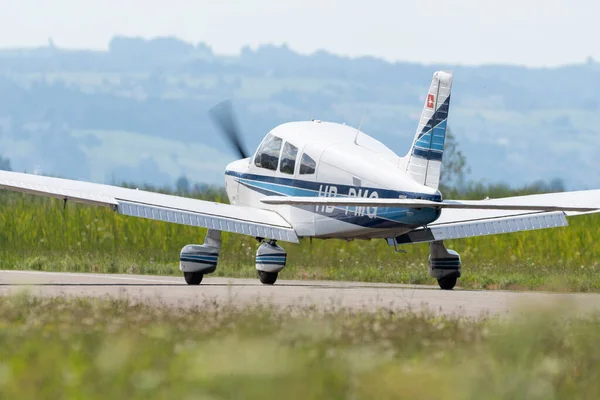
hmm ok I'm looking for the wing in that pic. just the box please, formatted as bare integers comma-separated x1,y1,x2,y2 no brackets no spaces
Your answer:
0,171,298,243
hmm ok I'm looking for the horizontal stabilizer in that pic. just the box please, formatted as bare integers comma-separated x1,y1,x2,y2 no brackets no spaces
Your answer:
260,195,599,213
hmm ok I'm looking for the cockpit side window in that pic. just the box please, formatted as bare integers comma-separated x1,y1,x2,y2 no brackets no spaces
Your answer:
254,134,282,171
279,142,298,175
299,153,316,175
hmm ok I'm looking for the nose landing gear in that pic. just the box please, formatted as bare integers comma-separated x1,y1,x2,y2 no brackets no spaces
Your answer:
255,239,287,285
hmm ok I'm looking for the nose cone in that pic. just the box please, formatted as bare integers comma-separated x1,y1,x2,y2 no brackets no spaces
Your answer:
224,158,251,205
225,158,251,175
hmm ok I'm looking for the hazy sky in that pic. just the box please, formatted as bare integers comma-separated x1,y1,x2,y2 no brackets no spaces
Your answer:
1,0,597,66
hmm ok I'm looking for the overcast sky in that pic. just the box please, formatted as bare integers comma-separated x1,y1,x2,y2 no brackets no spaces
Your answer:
0,0,597,67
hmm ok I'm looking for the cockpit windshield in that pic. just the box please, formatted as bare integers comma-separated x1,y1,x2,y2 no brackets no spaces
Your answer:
254,134,282,171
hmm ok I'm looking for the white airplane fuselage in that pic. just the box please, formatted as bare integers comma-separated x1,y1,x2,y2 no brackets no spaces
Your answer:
225,120,442,240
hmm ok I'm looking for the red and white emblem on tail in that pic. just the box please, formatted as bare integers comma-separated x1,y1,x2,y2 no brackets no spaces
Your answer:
427,93,435,109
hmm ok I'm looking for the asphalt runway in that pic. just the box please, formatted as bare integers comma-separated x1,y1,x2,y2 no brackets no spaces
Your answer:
2,270,600,317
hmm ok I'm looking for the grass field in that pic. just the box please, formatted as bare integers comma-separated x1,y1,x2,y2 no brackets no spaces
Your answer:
1,293,600,399
1,191,599,291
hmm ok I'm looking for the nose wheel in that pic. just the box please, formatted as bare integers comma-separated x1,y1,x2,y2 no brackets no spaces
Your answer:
256,239,287,285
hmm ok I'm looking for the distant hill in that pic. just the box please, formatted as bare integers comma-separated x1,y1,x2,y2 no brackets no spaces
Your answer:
0,35,599,189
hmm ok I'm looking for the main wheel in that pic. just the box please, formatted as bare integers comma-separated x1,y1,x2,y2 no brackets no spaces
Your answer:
437,275,457,290
258,270,278,285
184,272,203,285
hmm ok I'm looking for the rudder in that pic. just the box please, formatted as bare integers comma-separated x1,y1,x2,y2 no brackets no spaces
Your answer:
405,71,453,189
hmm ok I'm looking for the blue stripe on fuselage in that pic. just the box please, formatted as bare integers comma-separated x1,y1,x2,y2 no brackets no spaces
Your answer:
227,171,441,201
226,171,442,229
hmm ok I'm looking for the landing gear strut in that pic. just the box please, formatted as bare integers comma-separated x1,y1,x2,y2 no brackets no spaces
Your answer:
428,241,462,290
180,229,221,285
256,239,287,285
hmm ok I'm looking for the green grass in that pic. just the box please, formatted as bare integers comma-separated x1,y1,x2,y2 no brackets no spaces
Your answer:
1,293,600,399
1,191,600,291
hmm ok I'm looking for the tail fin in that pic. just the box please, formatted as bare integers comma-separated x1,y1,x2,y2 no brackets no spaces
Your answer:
405,71,453,190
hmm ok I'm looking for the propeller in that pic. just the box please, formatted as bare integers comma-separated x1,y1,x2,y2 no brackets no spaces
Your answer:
208,100,250,159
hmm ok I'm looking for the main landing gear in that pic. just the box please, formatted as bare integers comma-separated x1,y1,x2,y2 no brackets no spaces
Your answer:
179,230,288,286
255,239,287,285
428,241,462,290
179,229,221,285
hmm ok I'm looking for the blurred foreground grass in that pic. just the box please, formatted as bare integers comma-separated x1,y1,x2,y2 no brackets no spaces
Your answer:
1,192,600,291
1,293,600,399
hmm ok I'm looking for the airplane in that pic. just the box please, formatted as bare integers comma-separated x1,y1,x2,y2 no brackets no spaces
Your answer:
1,70,600,290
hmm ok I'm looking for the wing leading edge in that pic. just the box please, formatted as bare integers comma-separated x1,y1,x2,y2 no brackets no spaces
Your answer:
0,171,299,243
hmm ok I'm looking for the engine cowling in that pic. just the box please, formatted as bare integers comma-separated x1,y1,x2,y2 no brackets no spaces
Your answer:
256,241,287,273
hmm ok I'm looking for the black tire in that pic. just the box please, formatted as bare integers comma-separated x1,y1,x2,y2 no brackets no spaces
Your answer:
184,272,203,285
258,270,278,285
437,275,457,290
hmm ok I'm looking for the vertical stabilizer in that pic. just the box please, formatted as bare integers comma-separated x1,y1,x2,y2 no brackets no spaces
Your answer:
405,71,453,189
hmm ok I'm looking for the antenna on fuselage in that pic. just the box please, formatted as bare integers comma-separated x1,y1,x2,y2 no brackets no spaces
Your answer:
354,109,367,145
